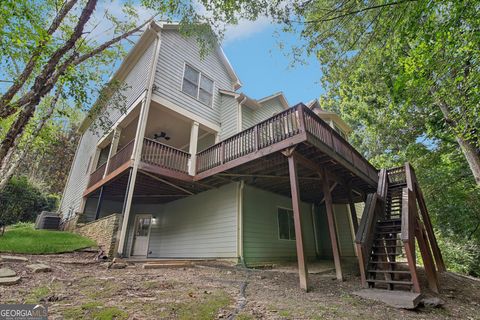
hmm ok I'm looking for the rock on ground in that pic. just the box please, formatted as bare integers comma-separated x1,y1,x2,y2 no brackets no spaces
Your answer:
0,268,16,278
0,276,21,285
26,264,52,273
0,255,28,262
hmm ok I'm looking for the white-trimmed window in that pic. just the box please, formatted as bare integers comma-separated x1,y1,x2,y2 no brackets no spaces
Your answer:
278,208,296,240
182,64,214,106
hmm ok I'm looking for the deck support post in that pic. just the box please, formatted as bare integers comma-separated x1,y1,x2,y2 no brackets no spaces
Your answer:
94,186,105,220
116,27,161,257
104,127,122,177
286,152,309,291
188,121,199,175
347,186,359,234
322,170,343,281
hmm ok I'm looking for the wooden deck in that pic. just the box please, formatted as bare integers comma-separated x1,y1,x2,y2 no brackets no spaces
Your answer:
84,103,378,202
196,104,378,185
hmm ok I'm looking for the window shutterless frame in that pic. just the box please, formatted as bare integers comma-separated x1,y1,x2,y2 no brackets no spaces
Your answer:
277,206,296,241
180,62,215,108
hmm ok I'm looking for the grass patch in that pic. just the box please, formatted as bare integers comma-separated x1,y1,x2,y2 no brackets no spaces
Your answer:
0,225,96,254
63,302,128,320
174,290,232,320
236,314,254,320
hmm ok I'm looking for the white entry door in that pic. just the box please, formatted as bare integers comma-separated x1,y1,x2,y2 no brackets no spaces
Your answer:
131,214,152,257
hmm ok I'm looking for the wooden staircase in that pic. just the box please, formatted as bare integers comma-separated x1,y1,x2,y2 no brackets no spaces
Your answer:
355,163,446,294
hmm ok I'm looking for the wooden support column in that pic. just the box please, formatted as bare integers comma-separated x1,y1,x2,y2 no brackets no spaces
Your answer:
188,121,199,175
347,186,359,234
117,26,162,257
94,186,105,220
287,154,309,291
416,220,440,293
104,127,122,177
322,170,343,281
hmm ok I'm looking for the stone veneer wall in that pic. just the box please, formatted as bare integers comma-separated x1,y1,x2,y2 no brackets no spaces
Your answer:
75,213,121,257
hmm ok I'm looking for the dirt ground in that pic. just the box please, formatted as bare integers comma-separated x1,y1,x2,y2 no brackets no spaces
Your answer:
1,251,479,320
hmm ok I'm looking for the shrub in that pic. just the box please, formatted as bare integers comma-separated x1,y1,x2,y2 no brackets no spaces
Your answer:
0,176,58,227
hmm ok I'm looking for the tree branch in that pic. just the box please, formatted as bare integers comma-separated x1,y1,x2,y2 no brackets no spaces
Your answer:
72,18,153,66
0,0,78,112
302,0,417,24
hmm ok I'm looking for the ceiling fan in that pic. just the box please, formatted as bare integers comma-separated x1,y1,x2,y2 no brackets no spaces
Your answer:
154,131,171,141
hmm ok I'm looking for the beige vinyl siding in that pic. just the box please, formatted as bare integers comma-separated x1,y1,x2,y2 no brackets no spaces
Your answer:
314,204,356,258
219,94,239,140
240,97,286,131
127,183,239,258
60,130,99,220
242,185,317,266
154,30,234,126
59,41,156,220
241,106,255,130
256,97,285,120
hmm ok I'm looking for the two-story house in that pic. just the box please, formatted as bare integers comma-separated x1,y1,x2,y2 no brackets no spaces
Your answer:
60,21,444,294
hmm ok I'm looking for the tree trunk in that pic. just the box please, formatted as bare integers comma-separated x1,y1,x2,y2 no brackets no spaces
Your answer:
456,135,480,185
437,100,480,185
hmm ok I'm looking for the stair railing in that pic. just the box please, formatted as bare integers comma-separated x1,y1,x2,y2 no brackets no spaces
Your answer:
355,169,388,287
402,162,442,293
400,186,422,293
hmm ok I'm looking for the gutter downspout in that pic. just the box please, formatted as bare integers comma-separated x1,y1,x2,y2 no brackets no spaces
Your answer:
237,96,247,133
116,24,162,257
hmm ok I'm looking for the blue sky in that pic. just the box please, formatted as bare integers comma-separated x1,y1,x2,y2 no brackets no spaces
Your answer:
222,24,325,106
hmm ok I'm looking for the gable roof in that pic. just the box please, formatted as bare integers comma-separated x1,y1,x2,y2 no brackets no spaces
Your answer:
78,21,242,133
219,90,289,110
159,22,241,90
307,99,352,135
257,92,290,110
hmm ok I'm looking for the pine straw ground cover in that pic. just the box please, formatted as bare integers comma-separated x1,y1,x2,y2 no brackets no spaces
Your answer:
0,251,479,319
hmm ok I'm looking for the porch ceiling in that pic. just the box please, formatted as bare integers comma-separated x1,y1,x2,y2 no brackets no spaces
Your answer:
200,141,376,204
88,170,212,204
88,140,375,205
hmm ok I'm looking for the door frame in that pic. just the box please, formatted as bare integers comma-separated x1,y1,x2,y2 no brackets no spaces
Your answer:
130,214,152,257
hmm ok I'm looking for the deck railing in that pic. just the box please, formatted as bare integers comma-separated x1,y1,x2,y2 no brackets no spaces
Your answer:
302,106,378,182
87,162,106,188
141,138,190,174
196,107,300,172
106,139,135,175
196,103,378,183
355,169,387,288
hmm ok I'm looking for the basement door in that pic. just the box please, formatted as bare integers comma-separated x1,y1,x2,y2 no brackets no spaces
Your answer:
131,214,152,257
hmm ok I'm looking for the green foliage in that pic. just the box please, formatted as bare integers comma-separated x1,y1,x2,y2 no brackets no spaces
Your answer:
63,301,128,320
273,0,480,275
437,234,480,277
0,176,57,226
0,224,96,254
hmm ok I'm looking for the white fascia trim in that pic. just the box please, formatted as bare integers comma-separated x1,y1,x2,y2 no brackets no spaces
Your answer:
258,92,290,109
151,93,220,133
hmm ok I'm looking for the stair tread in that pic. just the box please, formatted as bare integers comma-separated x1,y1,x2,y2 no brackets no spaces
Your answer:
366,279,413,285
367,270,411,274
373,245,404,248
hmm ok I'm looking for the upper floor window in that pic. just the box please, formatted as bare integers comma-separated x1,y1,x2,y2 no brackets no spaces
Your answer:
182,64,214,106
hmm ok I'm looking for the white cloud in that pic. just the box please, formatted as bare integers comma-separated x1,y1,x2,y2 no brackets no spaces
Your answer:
223,17,272,44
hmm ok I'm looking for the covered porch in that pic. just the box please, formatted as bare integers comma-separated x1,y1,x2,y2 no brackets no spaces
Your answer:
80,103,379,291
